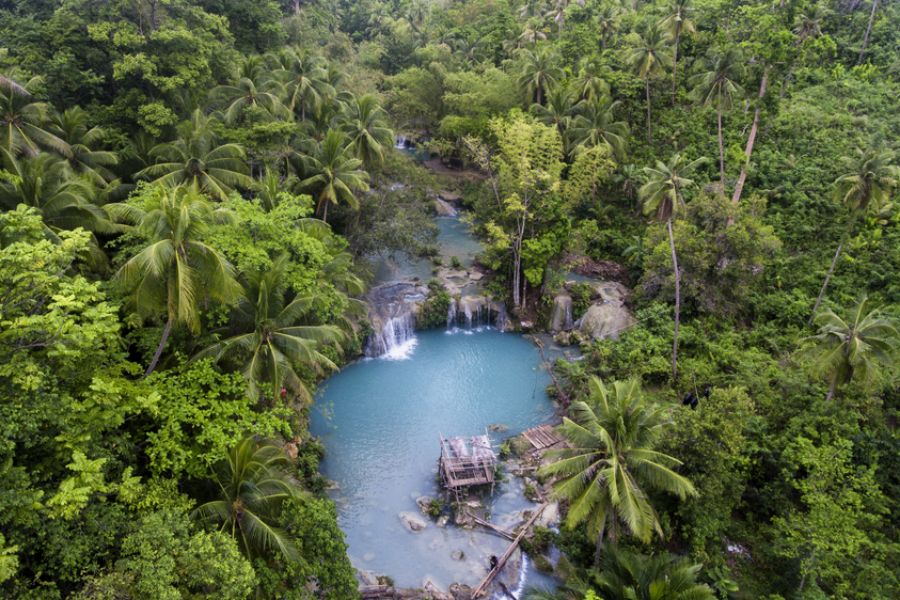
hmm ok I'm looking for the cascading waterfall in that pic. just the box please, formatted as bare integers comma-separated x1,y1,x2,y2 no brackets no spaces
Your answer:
446,296,507,331
365,311,417,359
365,282,426,360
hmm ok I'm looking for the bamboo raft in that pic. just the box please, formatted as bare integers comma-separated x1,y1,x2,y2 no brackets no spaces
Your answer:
522,424,566,452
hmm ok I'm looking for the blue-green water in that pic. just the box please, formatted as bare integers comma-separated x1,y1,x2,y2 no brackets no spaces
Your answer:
311,329,555,590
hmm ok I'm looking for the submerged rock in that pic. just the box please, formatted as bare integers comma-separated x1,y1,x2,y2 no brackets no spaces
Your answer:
399,511,428,532
449,583,473,600
451,549,465,561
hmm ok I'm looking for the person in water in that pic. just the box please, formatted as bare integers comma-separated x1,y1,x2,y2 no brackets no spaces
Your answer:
489,555,498,570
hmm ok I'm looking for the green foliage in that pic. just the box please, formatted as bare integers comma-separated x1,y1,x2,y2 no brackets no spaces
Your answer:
419,280,453,329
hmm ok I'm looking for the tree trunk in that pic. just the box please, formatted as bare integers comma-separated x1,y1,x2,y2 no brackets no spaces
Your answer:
717,107,726,193
511,215,526,311
672,32,680,106
825,378,837,402
667,219,681,382
645,78,653,144
731,70,768,207
858,0,880,64
809,237,846,324
292,0,301,14
144,316,174,377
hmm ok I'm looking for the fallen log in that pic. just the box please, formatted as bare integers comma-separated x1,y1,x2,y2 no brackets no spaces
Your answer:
470,503,548,599
468,513,515,540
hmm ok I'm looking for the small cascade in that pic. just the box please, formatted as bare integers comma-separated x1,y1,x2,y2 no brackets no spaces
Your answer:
445,296,510,332
395,135,408,149
549,294,574,332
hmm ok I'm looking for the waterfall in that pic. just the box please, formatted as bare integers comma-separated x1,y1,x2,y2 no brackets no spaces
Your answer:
395,135,407,149
445,296,510,332
365,282,426,360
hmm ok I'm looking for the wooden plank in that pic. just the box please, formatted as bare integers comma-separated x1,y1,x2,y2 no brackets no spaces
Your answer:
470,503,548,599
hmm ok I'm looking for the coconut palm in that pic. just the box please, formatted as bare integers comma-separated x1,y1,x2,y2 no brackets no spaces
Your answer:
195,255,343,404
805,297,899,401
531,84,578,138
545,0,585,33
640,153,706,381
793,5,826,42
572,59,610,101
0,152,109,237
595,544,715,600
298,129,369,223
50,106,118,186
540,377,695,559
108,185,241,376
516,20,548,48
517,46,564,106
810,149,898,320
625,25,672,143
210,76,288,125
0,75,69,157
691,48,744,191
272,48,333,121
658,0,696,105
596,5,621,49
339,93,394,169
194,436,303,561
137,110,252,200
569,95,629,160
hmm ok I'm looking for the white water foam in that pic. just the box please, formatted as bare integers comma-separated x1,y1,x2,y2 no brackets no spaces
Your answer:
379,335,418,360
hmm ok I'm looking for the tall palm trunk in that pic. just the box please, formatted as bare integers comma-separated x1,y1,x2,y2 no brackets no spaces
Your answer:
672,31,680,106
717,107,726,193
145,315,174,377
645,79,653,144
731,70,768,207
857,0,880,64
667,218,681,381
809,225,853,324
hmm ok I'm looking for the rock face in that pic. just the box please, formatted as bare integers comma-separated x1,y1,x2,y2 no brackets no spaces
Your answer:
434,198,458,217
549,293,574,332
577,302,634,340
399,511,428,532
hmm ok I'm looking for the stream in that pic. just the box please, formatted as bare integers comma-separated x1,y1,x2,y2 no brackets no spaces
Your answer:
311,202,560,594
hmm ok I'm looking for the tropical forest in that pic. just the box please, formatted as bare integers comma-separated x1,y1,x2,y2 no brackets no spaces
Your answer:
0,0,898,599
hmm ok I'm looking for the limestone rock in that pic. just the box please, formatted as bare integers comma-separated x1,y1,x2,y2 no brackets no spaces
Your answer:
451,549,465,561
577,302,634,340
399,511,428,532
416,496,436,516
536,502,560,528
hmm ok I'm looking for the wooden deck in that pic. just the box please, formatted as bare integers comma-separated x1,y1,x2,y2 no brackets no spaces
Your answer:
522,424,566,452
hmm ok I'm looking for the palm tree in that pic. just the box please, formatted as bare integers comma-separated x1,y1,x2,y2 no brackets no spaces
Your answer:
272,48,333,121
339,93,394,169
569,95,629,160
109,185,241,376
810,149,898,320
137,110,252,200
691,48,744,191
540,377,695,560
658,0,695,105
596,5,620,50
572,59,610,101
793,6,825,42
640,153,706,381
516,20,548,48
195,255,343,404
545,0,585,33
0,153,109,237
625,25,672,143
210,76,288,125
517,46,564,106
0,75,69,157
595,544,715,600
299,129,369,223
805,297,899,401
194,436,303,561
531,84,578,138
50,106,118,186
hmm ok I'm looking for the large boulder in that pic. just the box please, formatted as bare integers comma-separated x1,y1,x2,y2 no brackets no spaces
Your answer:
577,302,634,340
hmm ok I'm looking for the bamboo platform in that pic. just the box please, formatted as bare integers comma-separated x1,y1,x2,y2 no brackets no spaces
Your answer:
522,424,566,452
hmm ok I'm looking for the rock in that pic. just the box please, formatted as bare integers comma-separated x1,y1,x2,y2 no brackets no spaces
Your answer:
468,270,484,282
436,515,449,528
434,198,458,217
549,293,574,332
520,320,534,330
537,502,560,528
358,570,379,586
416,495,436,515
576,302,635,340
454,510,474,528
399,511,428,532
592,281,629,305
449,583,473,600
423,578,451,600
451,549,465,561
488,423,508,432
438,190,463,202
